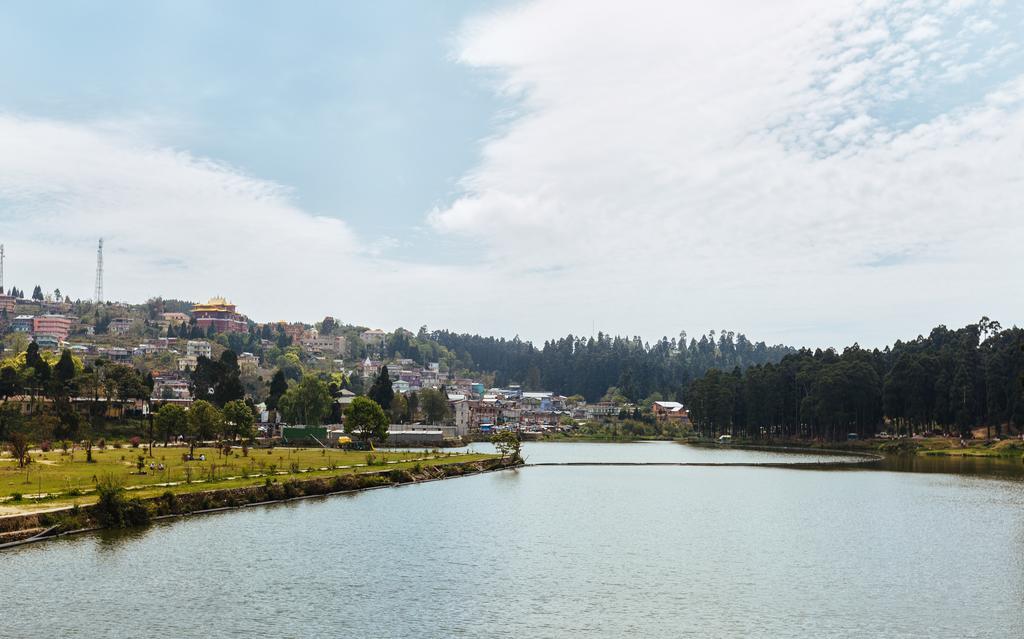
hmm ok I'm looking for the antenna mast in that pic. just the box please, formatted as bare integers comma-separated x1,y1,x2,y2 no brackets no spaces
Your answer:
0,244,5,294
94,238,104,303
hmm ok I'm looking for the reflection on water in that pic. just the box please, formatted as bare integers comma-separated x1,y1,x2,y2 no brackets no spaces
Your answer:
2,441,1023,639
878,452,1024,480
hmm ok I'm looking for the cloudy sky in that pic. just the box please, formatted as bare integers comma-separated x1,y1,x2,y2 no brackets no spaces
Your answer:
0,0,1020,349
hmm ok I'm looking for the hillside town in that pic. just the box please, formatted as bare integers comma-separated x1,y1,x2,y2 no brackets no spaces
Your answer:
0,286,692,446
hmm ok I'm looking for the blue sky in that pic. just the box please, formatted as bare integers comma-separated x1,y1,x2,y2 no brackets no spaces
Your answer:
0,0,1021,348
0,0,507,252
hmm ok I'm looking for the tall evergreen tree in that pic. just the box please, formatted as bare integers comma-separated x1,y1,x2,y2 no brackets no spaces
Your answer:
367,366,395,410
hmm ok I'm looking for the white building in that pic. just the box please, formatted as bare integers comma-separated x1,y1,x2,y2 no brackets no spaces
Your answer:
186,340,212,359
360,328,387,349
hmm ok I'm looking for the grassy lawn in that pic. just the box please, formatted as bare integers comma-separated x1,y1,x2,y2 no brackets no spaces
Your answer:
0,445,496,513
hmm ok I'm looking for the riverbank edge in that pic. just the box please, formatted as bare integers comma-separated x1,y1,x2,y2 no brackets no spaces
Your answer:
684,440,884,463
0,457,522,549
685,436,1024,459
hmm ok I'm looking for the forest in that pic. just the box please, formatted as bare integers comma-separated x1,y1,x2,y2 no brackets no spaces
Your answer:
422,328,795,401
686,318,1023,440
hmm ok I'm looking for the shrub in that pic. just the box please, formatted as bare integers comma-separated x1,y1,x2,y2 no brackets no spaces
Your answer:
331,475,358,492
264,481,285,500
39,440,51,452
289,461,300,474
61,440,72,454
158,491,179,515
283,480,301,498
129,436,141,448
97,439,106,450
359,474,390,488
388,469,413,483
11,493,22,501
94,475,150,528
113,442,122,449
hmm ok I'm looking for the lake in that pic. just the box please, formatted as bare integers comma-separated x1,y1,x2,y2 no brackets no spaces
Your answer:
2,441,1022,638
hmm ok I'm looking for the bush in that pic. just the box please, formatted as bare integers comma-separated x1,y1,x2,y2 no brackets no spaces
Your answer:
94,475,150,528
283,480,301,498
129,436,141,448
39,440,51,452
331,475,358,492
157,491,179,515
289,461,300,474
112,442,122,449
11,493,22,502
97,439,106,450
265,482,285,500
388,469,413,483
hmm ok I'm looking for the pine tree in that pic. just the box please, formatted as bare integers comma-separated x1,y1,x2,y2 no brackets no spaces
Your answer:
266,370,288,411
368,366,394,410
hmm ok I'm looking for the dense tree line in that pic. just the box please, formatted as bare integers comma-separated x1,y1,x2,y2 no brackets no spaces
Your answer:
687,319,1024,440
428,329,795,401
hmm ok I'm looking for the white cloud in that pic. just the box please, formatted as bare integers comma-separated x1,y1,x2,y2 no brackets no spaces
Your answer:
1,0,1021,349
429,0,1024,347
0,114,467,327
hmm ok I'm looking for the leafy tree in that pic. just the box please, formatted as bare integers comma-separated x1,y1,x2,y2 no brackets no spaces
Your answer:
389,393,409,424
0,403,23,442
7,431,30,467
407,391,419,421
0,366,24,399
420,388,450,424
189,352,244,407
491,430,522,462
344,396,389,443
279,376,332,426
187,400,222,455
222,400,255,441
155,403,188,445
214,351,245,405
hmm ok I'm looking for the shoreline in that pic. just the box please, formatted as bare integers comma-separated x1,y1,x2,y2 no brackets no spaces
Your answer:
0,457,521,549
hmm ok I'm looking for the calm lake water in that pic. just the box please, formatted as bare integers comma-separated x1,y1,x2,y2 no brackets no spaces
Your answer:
2,441,1023,638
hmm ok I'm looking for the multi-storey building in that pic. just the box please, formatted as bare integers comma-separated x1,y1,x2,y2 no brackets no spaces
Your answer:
186,340,212,359
360,328,387,349
33,314,73,341
299,335,346,354
238,352,259,374
108,317,134,335
0,294,16,315
191,297,248,333
11,315,33,333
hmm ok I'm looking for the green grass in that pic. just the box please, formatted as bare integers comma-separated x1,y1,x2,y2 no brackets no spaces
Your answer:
0,445,496,513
